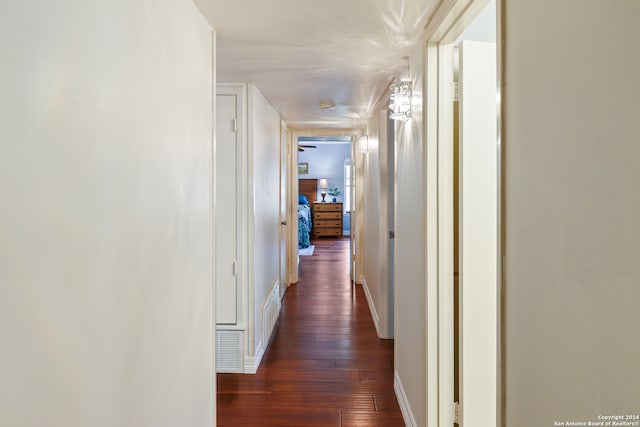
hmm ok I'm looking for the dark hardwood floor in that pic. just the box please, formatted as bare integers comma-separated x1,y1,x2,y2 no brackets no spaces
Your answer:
217,237,404,427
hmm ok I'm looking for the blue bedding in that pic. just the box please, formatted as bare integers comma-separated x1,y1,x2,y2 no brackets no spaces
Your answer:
298,204,312,248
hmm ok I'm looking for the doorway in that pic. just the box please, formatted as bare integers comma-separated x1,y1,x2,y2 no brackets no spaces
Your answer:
453,37,498,427
291,132,356,284
423,0,500,425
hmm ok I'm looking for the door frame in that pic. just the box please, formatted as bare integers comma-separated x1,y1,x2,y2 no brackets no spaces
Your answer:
289,128,359,284
422,0,503,425
279,120,291,299
215,83,247,327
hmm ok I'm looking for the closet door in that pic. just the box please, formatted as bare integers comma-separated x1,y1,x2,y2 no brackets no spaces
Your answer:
215,90,241,325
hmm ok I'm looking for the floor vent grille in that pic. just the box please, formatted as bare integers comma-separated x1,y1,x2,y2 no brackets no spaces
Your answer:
216,330,243,373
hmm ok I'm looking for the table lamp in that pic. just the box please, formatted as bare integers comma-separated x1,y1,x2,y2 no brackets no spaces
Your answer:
318,178,329,202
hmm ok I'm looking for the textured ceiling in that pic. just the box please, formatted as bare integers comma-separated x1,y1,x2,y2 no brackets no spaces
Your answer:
194,0,438,129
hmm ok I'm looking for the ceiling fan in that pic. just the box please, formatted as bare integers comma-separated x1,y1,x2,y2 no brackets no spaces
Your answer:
298,144,317,152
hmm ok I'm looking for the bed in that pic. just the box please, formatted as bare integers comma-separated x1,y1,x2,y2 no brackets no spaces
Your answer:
298,199,312,248
298,179,317,248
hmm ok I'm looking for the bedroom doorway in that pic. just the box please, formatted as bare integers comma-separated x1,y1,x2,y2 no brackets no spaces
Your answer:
292,132,355,284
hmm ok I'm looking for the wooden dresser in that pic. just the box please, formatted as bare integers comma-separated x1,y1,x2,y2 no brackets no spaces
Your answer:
311,202,343,238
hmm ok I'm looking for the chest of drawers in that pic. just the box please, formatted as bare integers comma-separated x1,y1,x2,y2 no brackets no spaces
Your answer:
311,202,343,238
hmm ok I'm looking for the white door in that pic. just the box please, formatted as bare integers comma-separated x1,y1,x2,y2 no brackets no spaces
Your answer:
215,92,240,325
386,114,396,336
458,39,497,426
349,137,356,283
279,121,288,300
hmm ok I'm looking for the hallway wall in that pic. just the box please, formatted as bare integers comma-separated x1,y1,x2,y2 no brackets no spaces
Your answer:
249,84,283,360
503,1,640,424
361,110,394,339
392,41,427,427
0,1,214,426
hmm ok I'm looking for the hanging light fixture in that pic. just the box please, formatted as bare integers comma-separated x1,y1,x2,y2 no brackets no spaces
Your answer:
389,80,412,122
359,135,369,153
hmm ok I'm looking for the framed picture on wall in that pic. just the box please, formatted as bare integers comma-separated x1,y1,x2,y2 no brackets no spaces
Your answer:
298,162,309,174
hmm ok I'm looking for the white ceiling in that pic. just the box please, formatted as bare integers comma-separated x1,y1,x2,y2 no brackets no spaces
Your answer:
194,0,438,129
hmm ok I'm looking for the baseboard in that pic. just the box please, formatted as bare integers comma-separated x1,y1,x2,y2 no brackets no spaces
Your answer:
262,280,281,345
242,279,281,374
394,371,418,427
244,340,265,374
361,276,380,337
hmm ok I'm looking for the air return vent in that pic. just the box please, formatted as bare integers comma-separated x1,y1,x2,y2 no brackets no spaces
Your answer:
216,330,243,373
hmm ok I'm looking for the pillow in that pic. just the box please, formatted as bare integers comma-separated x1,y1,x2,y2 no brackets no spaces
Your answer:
298,194,308,205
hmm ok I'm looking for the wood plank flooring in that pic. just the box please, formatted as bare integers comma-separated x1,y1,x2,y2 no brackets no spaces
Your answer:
217,238,404,427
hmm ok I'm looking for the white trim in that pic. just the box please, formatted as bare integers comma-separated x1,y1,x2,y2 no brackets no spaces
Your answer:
394,371,417,427
437,42,456,427
280,119,295,295
496,2,504,424
246,84,256,359
423,40,441,427
242,279,282,374
262,279,282,344
210,30,217,423
243,340,265,374
361,276,380,337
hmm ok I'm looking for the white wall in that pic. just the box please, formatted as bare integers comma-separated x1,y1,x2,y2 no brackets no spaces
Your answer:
249,84,282,358
504,1,640,425
361,111,394,338
393,41,427,427
0,1,214,426
457,0,496,43
298,143,351,203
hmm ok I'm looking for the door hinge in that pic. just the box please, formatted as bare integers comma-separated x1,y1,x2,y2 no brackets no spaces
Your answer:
232,261,238,276
231,118,237,133
389,230,395,239
453,401,461,424
452,81,459,102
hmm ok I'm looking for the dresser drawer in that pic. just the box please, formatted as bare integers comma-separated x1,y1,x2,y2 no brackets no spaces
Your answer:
314,211,342,220
314,227,342,237
315,219,342,228
312,202,342,212
311,202,343,238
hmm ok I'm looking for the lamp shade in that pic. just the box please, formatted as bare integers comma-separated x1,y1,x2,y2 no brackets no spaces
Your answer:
318,178,329,189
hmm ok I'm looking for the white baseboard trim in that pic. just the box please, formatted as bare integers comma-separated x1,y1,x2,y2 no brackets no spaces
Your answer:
361,276,380,337
394,371,417,427
243,279,281,374
262,280,281,345
244,340,265,374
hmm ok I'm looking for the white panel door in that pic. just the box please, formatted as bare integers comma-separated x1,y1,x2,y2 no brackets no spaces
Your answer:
279,121,288,300
215,93,239,324
458,40,497,426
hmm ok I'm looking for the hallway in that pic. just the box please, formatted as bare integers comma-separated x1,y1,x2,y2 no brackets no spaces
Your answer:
217,238,404,426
